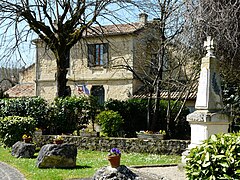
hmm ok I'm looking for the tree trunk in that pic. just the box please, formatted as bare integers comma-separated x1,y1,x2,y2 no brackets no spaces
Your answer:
147,92,153,129
166,88,172,136
151,41,165,132
55,49,70,97
151,80,161,132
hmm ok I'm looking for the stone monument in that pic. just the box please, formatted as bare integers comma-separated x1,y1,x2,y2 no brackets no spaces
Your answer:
182,36,230,162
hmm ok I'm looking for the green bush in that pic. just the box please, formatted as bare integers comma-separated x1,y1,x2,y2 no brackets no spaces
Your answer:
104,99,147,136
48,96,101,134
96,110,124,137
0,97,49,128
0,116,36,147
105,98,190,139
186,133,240,179
159,100,190,139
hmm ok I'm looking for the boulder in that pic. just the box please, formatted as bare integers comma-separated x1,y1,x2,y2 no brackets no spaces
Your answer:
36,143,77,168
93,165,139,180
11,141,36,158
93,165,169,180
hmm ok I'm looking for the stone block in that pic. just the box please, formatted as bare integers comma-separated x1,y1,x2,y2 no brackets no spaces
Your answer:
93,165,139,180
36,143,77,168
11,141,36,158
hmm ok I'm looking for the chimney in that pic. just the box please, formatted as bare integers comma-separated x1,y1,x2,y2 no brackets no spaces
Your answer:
139,13,148,24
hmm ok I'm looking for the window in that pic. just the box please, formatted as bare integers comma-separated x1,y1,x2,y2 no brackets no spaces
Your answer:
88,43,109,67
150,53,158,75
91,85,105,105
149,53,168,74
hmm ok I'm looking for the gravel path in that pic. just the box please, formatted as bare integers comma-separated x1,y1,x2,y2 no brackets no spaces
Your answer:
131,165,186,180
0,161,25,180
78,165,186,180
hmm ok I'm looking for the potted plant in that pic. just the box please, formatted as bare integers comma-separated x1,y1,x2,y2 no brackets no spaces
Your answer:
53,135,64,144
22,134,32,143
137,130,166,140
34,127,42,135
107,148,121,168
80,128,97,137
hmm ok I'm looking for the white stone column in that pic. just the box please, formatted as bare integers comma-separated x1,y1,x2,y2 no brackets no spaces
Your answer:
182,36,230,163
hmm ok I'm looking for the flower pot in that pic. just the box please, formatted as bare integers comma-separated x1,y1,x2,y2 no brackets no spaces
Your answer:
80,132,97,137
137,134,165,140
107,155,121,168
53,140,64,144
23,138,32,143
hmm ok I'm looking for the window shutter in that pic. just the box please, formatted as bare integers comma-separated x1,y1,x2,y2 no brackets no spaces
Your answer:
103,43,109,68
87,44,95,67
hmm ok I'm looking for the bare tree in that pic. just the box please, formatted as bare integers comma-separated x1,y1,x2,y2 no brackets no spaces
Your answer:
122,0,199,137
186,0,240,79
0,0,133,97
186,0,240,126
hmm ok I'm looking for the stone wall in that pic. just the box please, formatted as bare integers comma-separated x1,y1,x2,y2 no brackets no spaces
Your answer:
19,64,35,83
34,135,190,155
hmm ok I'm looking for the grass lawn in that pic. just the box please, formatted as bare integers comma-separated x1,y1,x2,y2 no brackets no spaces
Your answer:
0,146,181,180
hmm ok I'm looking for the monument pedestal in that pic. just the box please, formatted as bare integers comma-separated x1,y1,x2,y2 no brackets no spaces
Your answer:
182,111,229,163
188,111,229,148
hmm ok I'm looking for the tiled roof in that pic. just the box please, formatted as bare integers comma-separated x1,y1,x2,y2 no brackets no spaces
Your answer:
133,83,198,100
85,22,145,37
133,90,197,100
4,83,35,98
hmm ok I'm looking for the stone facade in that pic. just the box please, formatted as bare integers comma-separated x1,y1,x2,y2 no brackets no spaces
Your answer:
19,64,35,83
31,15,159,102
5,64,36,97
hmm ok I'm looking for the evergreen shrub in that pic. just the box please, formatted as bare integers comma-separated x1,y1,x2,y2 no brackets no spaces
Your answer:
96,110,124,137
104,99,147,137
105,98,189,138
186,133,240,179
0,116,36,147
48,96,100,134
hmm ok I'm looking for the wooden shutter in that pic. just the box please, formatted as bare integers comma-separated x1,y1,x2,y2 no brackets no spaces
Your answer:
87,44,95,67
103,43,109,68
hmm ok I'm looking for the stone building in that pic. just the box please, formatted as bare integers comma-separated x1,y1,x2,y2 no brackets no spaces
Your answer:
5,14,197,109
4,65,35,98
6,14,155,101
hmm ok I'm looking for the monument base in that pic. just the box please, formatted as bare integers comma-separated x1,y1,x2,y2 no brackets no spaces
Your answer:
181,110,230,164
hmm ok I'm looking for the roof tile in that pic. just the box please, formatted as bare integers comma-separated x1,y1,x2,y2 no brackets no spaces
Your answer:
85,22,145,36
5,83,35,98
